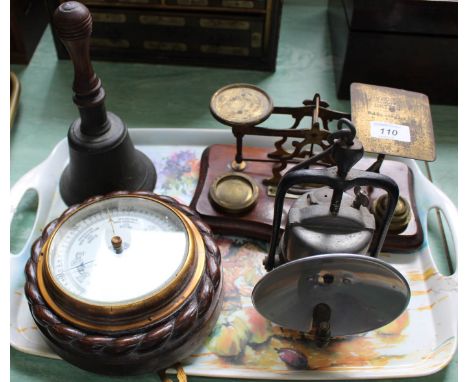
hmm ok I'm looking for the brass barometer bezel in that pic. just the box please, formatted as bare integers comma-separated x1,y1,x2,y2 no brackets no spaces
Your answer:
36,193,206,333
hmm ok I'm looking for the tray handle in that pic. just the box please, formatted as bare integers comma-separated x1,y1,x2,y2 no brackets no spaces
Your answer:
414,166,458,278
10,145,67,284
10,168,54,260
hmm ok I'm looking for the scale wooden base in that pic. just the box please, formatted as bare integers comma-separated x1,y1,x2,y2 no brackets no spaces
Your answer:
190,144,423,253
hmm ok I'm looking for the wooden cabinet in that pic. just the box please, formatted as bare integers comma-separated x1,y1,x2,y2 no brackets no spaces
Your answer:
328,0,457,105
46,0,283,70
11,0,49,64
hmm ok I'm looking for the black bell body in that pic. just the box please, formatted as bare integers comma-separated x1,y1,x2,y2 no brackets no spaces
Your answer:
60,111,156,206
53,1,156,206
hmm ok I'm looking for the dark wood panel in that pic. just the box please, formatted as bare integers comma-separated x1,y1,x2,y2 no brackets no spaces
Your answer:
46,0,282,70
328,0,457,105
11,0,49,64
342,0,457,36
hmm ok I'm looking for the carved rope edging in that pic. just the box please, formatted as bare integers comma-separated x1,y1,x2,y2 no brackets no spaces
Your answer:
24,191,222,357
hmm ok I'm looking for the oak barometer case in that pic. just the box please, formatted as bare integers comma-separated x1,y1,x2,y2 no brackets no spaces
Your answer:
24,192,222,375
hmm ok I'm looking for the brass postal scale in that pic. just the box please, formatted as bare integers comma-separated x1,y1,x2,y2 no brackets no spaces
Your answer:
190,82,436,253
22,1,439,377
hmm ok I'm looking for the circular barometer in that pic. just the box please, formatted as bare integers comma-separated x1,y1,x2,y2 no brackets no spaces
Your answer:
25,192,222,374
210,83,274,127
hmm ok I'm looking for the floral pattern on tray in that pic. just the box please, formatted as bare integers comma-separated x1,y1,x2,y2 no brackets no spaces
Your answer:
141,147,456,378
184,237,414,373
10,145,457,380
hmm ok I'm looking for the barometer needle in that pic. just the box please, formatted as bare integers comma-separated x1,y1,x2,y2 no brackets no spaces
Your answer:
106,209,117,236
57,259,95,275
106,209,123,253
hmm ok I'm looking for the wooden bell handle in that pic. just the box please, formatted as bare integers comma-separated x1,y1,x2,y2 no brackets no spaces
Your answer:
53,1,108,134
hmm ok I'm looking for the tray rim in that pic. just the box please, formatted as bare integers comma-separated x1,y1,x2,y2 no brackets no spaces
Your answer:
10,127,458,380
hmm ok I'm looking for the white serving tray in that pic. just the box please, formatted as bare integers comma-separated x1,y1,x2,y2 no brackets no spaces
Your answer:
10,128,458,379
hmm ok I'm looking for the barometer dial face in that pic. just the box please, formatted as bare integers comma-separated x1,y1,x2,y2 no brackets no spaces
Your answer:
47,197,189,306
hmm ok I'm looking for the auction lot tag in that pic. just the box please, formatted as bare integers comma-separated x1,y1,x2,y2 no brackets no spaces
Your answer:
370,121,411,143
351,83,436,161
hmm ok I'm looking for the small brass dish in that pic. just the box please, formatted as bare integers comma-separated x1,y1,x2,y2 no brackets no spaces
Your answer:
209,172,259,214
210,83,274,127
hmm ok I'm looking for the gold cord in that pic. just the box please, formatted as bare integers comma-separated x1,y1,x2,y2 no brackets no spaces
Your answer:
157,363,187,382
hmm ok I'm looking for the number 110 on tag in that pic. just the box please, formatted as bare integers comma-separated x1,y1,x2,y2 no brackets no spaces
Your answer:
370,121,411,143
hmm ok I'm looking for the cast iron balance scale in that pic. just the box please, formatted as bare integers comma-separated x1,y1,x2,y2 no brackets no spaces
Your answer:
23,0,437,377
